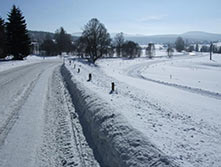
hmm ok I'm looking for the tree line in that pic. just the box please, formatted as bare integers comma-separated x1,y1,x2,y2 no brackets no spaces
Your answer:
41,18,142,63
1,5,220,63
40,27,74,56
174,36,221,53
0,5,141,63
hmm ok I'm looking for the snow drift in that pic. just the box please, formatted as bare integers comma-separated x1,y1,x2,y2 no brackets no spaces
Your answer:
61,65,178,167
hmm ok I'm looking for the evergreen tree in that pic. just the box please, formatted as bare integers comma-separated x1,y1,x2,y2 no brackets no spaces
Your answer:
41,35,57,56
6,5,30,60
175,37,185,52
0,17,6,59
54,27,72,54
187,45,194,52
195,43,199,52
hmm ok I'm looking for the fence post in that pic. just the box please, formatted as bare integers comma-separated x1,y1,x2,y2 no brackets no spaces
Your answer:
112,82,115,92
87,73,92,81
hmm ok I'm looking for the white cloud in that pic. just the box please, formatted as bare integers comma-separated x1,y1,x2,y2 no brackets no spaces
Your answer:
139,15,168,22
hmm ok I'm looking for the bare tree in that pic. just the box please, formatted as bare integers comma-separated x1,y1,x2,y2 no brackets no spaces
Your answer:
81,18,111,63
114,32,124,57
167,44,174,58
75,36,88,58
146,43,155,58
122,41,141,58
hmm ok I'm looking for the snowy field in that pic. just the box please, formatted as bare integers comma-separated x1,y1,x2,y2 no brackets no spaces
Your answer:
66,52,221,167
140,54,221,93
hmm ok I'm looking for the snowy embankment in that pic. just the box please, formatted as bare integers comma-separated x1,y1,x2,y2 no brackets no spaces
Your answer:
64,53,221,167
61,65,178,167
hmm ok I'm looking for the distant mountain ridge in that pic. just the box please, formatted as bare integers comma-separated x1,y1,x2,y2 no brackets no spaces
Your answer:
29,30,221,44
181,31,221,41
125,31,221,44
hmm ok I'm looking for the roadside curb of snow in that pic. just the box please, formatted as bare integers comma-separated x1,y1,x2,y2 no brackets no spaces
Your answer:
61,64,178,167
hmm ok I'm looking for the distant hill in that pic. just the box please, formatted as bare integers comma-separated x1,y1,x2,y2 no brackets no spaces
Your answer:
29,30,221,45
125,31,221,44
29,30,78,43
181,31,221,41
28,31,54,43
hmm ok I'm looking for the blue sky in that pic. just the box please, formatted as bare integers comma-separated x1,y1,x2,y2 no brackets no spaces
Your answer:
0,0,221,35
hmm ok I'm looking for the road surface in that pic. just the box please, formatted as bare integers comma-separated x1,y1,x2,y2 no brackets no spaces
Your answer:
0,60,99,167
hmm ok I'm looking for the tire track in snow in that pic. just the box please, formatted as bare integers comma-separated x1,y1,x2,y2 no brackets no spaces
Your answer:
139,75,221,100
126,55,221,100
37,66,100,167
0,62,58,147
0,61,61,167
0,63,43,87
0,67,45,146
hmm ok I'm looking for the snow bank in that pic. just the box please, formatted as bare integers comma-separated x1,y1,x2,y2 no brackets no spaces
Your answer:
61,65,178,167
0,55,60,72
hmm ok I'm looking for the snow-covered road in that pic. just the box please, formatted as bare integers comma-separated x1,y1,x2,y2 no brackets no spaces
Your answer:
0,60,99,167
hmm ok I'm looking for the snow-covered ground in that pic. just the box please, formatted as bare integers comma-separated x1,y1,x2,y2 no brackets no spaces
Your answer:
66,52,221,167
140,54,221,93
0,55,59,72
1,52,220,167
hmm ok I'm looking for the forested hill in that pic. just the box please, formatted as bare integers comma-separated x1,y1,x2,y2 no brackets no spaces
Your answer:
28,30,78,43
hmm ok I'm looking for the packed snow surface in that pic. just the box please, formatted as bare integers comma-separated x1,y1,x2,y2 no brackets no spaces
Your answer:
66,53,221,167
0,55,54,72
0,57,99,167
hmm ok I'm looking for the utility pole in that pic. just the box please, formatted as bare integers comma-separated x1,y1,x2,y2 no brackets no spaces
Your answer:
210,42,213,60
